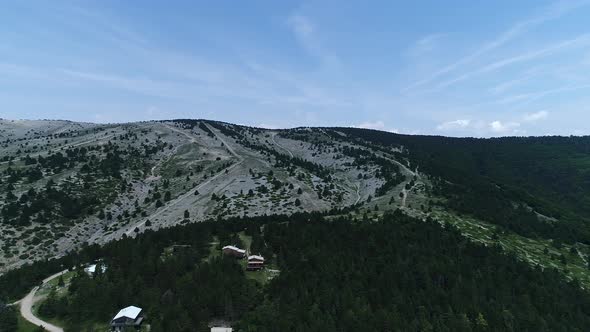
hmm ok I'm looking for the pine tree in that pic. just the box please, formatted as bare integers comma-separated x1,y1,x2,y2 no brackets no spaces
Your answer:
475,313,488,331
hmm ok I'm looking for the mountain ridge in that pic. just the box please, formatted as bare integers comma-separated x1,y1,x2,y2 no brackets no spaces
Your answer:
1,118,590,289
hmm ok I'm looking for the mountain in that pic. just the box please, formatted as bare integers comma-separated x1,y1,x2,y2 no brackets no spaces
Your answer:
1,119,589,286
0,119,406,271
3,118,590,331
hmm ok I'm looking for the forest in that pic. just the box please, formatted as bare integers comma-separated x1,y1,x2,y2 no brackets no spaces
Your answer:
336,127,590,243
2,210,590,331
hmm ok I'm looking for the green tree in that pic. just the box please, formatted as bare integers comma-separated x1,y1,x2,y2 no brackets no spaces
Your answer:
57,275,65,287
475,313,488,331
0,306,18,332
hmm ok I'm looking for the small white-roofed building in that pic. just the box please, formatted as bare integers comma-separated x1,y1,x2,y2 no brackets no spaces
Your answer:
84,263,107,275
110,305,144,331
211,327,233,332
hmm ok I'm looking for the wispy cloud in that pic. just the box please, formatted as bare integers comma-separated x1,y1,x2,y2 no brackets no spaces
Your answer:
437,33,590,88
60,69,209,101
286,14,339,68
523,110,549,122
436,119,471,131
406,33,446,57
403,0,590,92
495,83,590,105
488,68,540,94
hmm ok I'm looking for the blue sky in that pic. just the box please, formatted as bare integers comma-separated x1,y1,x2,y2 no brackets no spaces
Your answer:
2,0,590,136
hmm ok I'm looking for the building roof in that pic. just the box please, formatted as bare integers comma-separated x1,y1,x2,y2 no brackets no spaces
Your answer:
248,255,264,261
84,264,107,274
222,245,246,254
211,328,232,332
113,306,142,320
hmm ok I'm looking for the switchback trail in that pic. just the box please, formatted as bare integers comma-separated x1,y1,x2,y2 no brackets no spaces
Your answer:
125,123,243,236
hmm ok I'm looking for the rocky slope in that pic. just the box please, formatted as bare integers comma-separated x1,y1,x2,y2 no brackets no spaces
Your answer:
0,119,426,272
2,119,589,289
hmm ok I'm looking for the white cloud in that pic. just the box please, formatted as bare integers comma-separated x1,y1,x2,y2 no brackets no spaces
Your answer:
257,123,281,129
523,110,549,122
357,120,386,130
355,120,398,133
436,119,471,131
489,120,521,134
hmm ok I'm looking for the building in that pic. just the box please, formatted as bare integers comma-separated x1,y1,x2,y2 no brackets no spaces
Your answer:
84,263,107,275
222,245,246,258
211,328,233,332
247,255,265,271
110,306,144,331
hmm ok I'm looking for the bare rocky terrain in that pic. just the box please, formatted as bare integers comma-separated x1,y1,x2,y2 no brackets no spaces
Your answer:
0,119,429,272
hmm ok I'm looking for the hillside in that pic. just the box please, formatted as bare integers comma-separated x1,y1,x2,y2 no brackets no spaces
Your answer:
4,212,590,331
1,119,590,288
0,119,411,272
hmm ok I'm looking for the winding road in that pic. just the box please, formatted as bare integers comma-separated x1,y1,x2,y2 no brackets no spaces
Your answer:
19,270,67,332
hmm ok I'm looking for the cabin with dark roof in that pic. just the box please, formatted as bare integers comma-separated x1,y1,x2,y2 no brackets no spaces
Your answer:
246,255,265,271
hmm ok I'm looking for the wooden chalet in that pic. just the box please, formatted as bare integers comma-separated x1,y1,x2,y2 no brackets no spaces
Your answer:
222,245,246,258
247,255,265,271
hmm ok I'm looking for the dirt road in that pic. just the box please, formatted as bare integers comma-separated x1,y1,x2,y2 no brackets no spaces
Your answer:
271,132,294,158
20,270,67,332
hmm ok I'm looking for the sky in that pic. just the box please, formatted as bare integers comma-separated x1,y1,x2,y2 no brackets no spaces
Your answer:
2,0,590,137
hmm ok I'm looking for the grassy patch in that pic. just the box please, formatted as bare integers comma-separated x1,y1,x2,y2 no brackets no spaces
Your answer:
17,314,40,332
35,271,75,298
238,231,252,250
432,210,590,288
205,236,221,262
